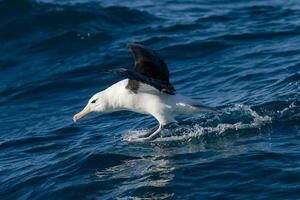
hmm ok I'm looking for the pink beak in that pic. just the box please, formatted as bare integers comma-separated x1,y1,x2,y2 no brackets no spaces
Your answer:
73,105,91,122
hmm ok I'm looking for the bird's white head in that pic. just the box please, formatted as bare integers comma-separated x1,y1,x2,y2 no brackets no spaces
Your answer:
73,91,108,122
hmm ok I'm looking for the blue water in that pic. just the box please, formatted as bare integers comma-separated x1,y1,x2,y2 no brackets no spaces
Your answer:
1,0,300,199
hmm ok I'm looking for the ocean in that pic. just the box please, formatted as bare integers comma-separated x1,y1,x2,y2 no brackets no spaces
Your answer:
1,0,300,199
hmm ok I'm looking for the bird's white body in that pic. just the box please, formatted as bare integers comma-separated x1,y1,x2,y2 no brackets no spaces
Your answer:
102,79,210,126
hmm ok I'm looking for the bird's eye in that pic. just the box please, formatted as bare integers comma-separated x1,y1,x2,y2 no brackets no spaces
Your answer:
91,99,97,104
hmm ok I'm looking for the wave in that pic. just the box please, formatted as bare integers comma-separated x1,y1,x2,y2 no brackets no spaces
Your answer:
151,23,205,33
0,59,18,71
0,0,160,40
0,134,66,150
213,28,300,42
124,101,300,143
196,14,233,23
78,153,138,172
0,0,32,13
160,41,232,59
29,31,112,54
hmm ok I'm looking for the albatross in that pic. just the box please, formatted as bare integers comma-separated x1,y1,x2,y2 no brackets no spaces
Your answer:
73,43,218,141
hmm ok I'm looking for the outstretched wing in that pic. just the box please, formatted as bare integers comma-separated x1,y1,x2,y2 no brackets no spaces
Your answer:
104,43,176,95
128,43,170,83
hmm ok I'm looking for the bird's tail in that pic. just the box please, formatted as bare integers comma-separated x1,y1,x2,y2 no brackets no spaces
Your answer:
175,102,220,114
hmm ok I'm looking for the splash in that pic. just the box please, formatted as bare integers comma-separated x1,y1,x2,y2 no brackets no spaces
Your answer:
123,104,273,143
123,129,150,141
155,104,272,142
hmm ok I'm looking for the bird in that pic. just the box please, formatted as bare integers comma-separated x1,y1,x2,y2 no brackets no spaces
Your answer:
73,43,218,142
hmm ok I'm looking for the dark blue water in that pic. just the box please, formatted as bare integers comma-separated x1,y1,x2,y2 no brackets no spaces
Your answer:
1,0,300,199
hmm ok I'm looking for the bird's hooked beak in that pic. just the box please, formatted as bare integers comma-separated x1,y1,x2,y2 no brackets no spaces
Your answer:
73,105,91,122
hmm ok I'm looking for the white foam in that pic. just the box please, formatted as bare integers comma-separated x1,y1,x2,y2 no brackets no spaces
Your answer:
123,129,149,141
124,104,273,143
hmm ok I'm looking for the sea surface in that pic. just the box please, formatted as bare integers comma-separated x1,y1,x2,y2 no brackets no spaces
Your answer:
1,0,300,199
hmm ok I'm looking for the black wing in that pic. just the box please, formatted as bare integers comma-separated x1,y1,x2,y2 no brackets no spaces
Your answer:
128,43,171,82
104,68,176,95
104,43,175,95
